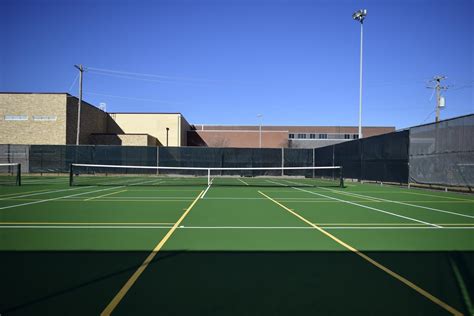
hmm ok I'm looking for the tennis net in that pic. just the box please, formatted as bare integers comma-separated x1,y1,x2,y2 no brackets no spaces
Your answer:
0,163,21,186
70,163,344,187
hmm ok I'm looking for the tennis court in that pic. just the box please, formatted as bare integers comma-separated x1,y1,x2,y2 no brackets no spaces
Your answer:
1,171,473,315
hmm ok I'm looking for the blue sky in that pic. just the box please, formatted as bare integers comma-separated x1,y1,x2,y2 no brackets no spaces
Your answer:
1,0,473,129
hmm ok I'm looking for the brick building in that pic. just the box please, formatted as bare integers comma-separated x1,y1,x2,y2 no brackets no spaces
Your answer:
188,125,395,148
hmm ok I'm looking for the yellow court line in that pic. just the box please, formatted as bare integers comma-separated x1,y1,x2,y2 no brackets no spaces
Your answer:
258,191,463,316
101,190,204,315
85,189,127,201
0,222,175,225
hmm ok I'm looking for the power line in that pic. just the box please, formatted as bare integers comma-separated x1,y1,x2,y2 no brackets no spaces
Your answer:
83,91,185,105
67,73,79,93
86,66,224,84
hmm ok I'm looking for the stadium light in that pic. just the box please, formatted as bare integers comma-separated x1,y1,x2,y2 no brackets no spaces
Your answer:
352,9,367,139
257,114,263,148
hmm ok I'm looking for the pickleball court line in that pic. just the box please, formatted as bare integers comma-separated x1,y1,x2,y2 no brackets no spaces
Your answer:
258,191,463,316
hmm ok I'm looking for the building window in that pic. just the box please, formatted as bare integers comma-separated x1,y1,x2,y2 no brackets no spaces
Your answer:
4,115,28,121
33,115,57,121
344,134,351,139
289,133,295,139
353,134,359,139
297,133,307,139
309,133,316,139
319,133,327,139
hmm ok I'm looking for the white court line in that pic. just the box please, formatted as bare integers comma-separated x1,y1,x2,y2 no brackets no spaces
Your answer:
201,183,212,199
265,179,287,186
237,178,249,186
0,186,124,211
85,189,127,201
1,225,472,230
291,187,442,228
0,186,88,201
281,180,312,187
320,187,474,219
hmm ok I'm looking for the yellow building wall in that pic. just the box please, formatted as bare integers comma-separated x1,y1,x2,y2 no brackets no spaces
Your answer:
109,113,185,146
0,93,67,144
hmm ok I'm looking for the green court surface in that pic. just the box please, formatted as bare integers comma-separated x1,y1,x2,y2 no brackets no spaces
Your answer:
1,176,473,315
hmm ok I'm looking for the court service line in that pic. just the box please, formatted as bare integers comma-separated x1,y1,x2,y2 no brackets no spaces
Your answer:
0,188,51,198
403,190,473,202
320,187,474,219
0,186,124,211
0,186,88,201
85,189,127,201
258,191,463,316
1,225,473,230
101,190,204,315
237,178,249,186
0,221,175,225
285,180,382,203
292,187,441,228
265,179,287,186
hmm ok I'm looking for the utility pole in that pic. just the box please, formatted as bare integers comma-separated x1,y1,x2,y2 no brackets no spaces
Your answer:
74,65,85,145
427,76,448,122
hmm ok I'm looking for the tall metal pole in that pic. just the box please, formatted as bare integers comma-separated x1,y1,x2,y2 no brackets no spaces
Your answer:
358,22,364,139
353,9,367,139
74,65,84,145
166,127,169,146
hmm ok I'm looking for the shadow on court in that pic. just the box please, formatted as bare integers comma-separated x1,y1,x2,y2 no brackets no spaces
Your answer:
0,251,472,315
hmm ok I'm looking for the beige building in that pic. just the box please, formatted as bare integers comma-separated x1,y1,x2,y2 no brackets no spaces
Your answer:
109,113,191,147
0,92,114,145
0,93,188,147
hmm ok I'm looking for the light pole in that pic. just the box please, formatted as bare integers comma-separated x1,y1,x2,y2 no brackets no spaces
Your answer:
74,64,84,145
166,127,169,146
257,114,263,148
352,9,367,139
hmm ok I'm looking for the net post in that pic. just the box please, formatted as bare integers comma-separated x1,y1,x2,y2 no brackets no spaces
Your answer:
17,163,21,186
207,168,211,186
312,148,315,178
69,164,73,186
339,166,344,188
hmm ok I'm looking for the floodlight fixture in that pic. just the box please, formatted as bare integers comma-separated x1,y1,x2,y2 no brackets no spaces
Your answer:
352,9,367,24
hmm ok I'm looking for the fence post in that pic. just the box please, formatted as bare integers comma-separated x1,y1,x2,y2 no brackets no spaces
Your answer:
281,148,284,176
